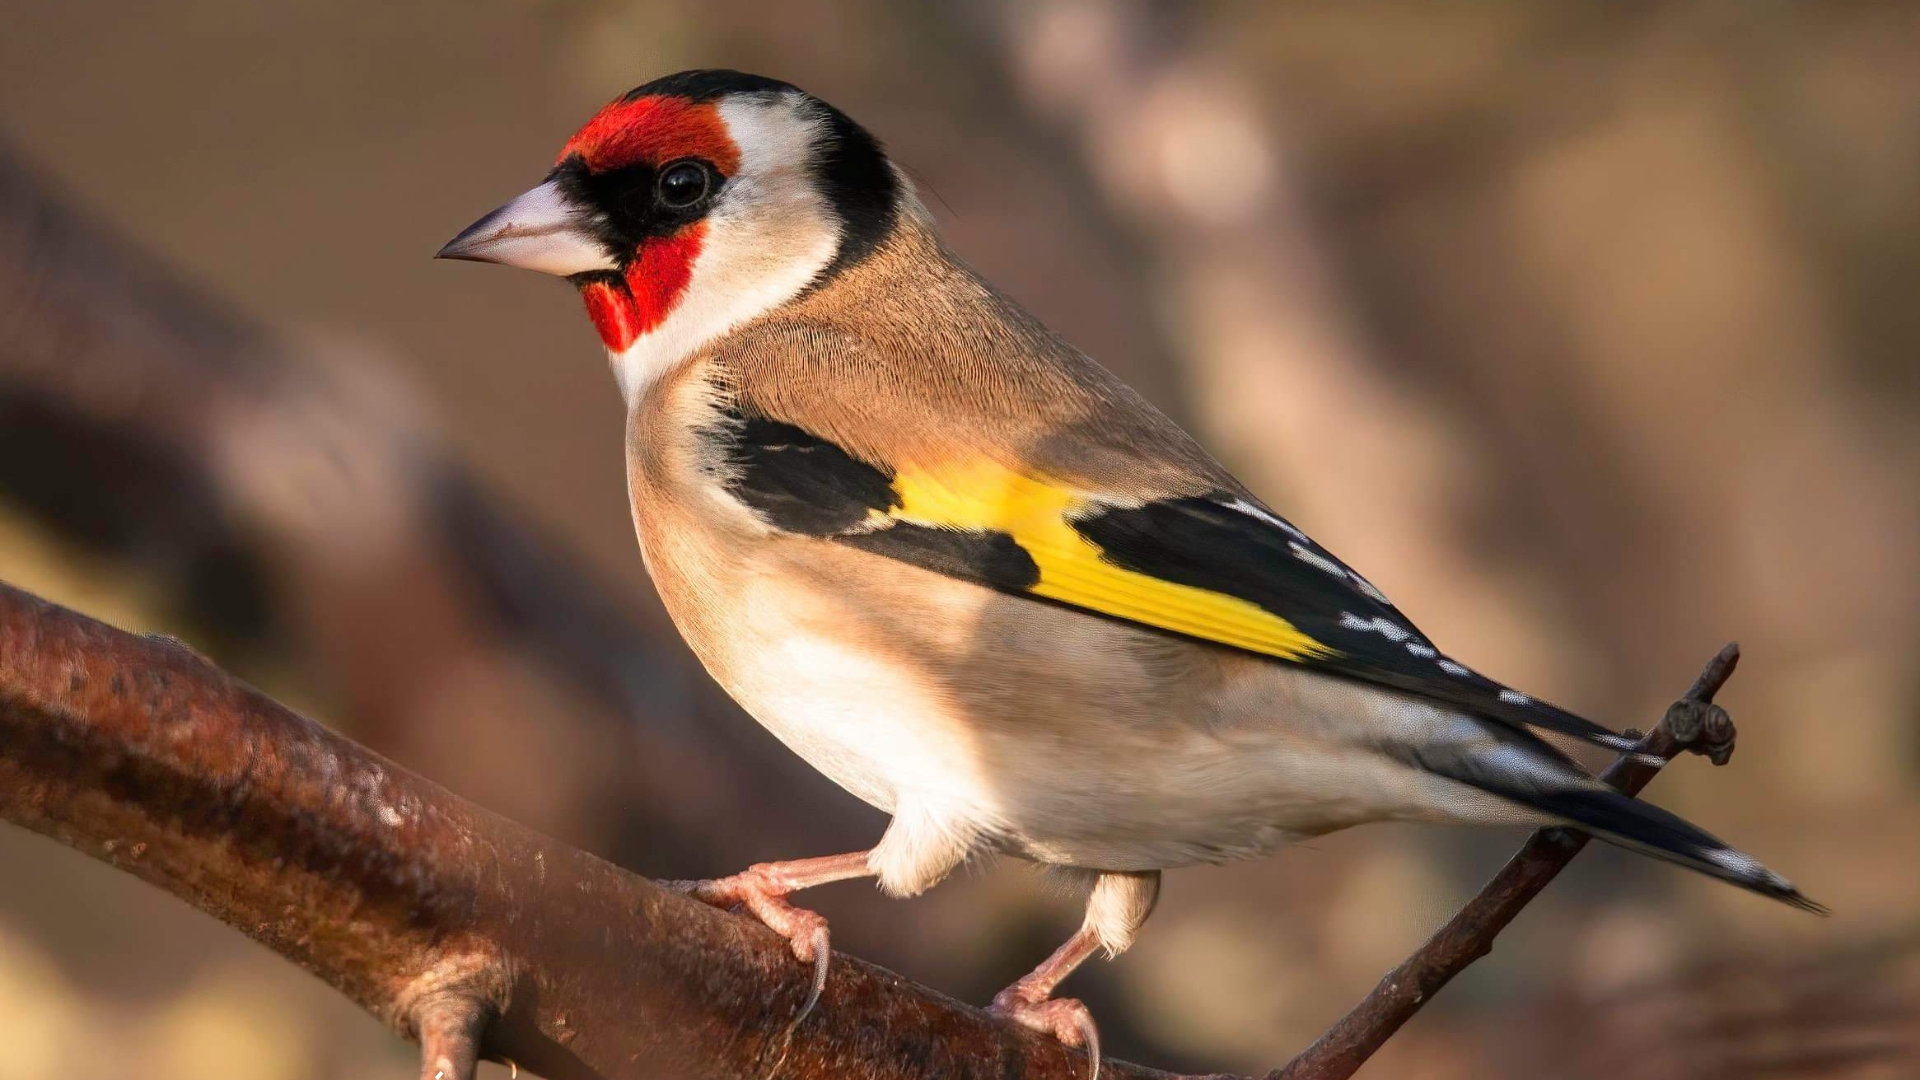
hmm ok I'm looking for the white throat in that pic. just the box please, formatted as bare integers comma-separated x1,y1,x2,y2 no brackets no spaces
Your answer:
610,94,843,405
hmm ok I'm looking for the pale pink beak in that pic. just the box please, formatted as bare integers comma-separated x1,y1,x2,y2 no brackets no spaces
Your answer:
437,179,616,277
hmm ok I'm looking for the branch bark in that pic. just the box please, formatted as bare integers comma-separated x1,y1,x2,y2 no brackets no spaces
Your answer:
0,580,1169,1080
0,574,1750,1079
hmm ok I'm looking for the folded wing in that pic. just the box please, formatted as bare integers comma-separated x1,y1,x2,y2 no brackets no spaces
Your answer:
710,408,1637,752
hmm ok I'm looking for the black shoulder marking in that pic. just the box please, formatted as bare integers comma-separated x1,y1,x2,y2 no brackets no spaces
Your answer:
624,69,797,103
707,409,1038,590
709,411,896,535
842,524,1040,592
1075,495,1635,749
808,100,899,282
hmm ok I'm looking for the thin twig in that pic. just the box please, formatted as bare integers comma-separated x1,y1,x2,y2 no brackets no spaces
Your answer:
1267,644,1743,1080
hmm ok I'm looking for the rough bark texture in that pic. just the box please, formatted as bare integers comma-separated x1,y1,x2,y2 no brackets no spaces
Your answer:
0,576,1751,1080
0,581,1166,1080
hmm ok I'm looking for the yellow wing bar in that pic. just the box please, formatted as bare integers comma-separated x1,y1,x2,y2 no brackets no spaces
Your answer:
886,459,1334,662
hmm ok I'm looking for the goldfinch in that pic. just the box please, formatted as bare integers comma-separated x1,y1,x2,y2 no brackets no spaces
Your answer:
439,69,1817,1066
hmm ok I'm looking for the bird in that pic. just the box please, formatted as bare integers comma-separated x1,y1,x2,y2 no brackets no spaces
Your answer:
438,68,1819,1073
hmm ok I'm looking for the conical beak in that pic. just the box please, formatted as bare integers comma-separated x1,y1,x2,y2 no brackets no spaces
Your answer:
436,179,617,276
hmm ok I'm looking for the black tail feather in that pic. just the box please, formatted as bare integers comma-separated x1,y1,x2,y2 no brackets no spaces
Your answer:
1532,786,1827,914
1402,720,1824,914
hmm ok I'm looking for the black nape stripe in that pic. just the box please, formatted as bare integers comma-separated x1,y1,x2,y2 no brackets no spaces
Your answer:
808,100,899,282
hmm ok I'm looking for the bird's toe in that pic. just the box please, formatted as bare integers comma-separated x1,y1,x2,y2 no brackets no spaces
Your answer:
665,868,832,1022
990,990,1101,1079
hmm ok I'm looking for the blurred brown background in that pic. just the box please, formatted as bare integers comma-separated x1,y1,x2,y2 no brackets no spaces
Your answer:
2,1,1918,1077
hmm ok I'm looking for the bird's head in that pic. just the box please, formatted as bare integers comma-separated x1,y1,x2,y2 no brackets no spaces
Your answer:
439,70,900,366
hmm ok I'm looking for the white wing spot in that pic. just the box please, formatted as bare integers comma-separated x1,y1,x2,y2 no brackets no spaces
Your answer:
1289,541,1349,580
1285,539,1396,607
1338,612,1412,642
1437,659,1472,677
1228,498,1308,540
1497,689,1532,705
1349,574,1392,604
1705,847,1767,881
1406,642,1437,659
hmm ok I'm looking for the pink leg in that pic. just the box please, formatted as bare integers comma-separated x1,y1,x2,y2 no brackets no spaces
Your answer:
990,928,1103,1078
665,851,872,1021
988,871,1157,1080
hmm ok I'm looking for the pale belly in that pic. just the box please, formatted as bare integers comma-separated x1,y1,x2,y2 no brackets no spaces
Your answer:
718,611,989,819
653,529,1013,830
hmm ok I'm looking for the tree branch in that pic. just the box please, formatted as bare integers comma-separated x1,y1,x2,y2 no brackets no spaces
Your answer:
0,580,1175,1080
0,572,1753,1080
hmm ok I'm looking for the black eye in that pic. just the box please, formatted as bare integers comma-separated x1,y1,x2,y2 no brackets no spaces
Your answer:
657,161,710,208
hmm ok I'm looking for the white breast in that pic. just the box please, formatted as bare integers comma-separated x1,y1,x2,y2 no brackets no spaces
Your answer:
712,570,999,822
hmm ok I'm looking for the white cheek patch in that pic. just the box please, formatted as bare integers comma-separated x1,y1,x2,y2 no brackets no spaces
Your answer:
609,93,844,405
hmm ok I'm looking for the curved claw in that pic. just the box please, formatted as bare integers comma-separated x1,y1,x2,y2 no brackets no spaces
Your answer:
990,994,1102,1080
669,870,835,1023
1075,1008,1101,1080
796,923,830,1024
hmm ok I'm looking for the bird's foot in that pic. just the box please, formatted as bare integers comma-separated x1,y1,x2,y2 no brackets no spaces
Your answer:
990,984,1101,1080
666,864,832,1021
